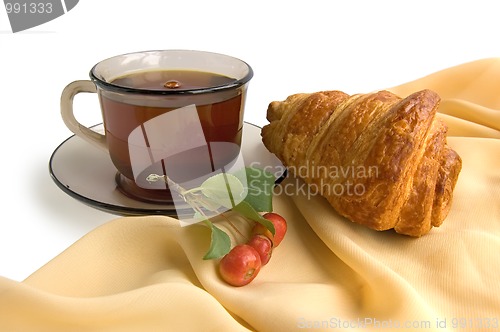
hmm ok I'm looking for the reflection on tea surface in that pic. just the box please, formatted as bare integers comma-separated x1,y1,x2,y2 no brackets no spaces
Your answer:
111,70,237,91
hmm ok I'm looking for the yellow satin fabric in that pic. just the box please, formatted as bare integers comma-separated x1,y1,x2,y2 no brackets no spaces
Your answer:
1,59,499,332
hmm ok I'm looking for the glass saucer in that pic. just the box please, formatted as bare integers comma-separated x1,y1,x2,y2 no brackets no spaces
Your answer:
49,122,286,216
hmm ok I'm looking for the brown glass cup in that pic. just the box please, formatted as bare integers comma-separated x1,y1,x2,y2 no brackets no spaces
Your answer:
61,50,253,204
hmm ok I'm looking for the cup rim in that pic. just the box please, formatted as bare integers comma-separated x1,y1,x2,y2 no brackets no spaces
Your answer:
89,49,253,96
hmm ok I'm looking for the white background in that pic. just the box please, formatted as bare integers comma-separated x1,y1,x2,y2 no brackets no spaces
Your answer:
1,0,499,281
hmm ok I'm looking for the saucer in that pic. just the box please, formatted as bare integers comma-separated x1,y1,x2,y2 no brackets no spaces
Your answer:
49,122,286,216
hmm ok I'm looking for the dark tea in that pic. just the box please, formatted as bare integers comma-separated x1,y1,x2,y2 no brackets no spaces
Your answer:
99,70,245,203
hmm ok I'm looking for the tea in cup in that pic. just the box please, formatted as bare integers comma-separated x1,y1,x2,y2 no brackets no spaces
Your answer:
61,50,253,204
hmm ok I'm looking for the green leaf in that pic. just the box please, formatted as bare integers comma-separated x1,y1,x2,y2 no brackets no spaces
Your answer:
232,201,275,235
238,167,275,212
203,221,232,260
195,193,224,212
200,173,246,209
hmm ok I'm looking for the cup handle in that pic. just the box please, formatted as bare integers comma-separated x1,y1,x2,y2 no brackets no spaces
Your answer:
60,80,107,152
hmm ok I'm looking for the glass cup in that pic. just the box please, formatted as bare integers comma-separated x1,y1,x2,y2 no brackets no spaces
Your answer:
61,50,253,204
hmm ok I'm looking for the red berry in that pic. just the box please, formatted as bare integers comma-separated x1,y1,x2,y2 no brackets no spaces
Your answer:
251,223,273,244
252,212,288,247
247,234,273,265
219,244,261,286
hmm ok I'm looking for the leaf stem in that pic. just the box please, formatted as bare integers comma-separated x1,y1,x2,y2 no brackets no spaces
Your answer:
146,173,187,196
221,212,248,242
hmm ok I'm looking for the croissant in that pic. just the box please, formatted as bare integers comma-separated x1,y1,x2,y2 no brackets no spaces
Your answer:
261,89,462,236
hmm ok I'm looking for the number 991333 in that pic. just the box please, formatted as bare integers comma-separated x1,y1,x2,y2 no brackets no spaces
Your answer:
5,2,53,14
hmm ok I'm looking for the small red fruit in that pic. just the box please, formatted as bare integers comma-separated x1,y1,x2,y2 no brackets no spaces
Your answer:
251,223,273,244
252,212,288,247
219,244,262,286
247,234,273,265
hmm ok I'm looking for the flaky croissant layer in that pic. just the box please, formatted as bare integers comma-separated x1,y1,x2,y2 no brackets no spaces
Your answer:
261,89,462,236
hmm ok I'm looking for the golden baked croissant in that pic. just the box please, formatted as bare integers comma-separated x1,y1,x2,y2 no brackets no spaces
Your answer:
261,89,462,236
